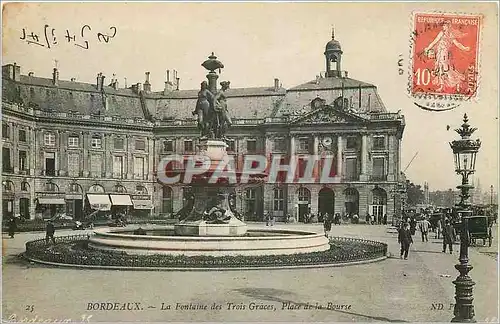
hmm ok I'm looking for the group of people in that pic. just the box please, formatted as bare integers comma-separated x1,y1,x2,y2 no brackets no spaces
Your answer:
365,213,388,225
398,215,457,260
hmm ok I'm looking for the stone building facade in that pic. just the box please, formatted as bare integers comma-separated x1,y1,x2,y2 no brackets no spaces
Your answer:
2,33,405,222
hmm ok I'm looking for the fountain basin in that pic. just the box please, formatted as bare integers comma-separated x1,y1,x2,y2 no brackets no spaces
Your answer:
88,226,330,257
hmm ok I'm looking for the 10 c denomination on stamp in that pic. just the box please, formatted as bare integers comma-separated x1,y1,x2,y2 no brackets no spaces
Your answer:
410,12,482,100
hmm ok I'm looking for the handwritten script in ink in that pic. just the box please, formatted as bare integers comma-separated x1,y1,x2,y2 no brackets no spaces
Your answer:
20,24,117,50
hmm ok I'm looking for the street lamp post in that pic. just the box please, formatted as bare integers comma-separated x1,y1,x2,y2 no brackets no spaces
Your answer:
449,114,481,323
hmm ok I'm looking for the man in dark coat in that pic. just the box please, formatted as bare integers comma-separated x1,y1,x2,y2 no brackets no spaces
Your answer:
45,220,56,244
7,217,16,238
398,222,413,259
442,219,456,254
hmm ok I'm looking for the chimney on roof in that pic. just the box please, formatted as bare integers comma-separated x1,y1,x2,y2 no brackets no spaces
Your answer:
96,73,105,91
131,83,142,94
175,77,180,91
52,67,59,86
28,72,34,77
144,72,151,92
164,69,175,94
2,63,20,81
70,77,76,82
274,78,280,91
315,75,320,85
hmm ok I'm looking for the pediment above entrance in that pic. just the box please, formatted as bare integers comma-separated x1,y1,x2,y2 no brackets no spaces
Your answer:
290,104,368,125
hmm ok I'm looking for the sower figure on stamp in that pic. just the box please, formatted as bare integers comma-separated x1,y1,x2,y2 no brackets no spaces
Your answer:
423,20,470,92
398,222,413,260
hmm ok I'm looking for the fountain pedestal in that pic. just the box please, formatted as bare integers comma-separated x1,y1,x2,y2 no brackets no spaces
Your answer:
173,139,248,237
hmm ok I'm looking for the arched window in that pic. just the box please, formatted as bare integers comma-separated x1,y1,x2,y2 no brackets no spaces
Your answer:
372,188,387,205
298,187,311,203
21,182,30,191
88,184,105,193
114,184,126,193
45,182,58,192
3,180,14,192
69,183,82,193
162,186,173,214
135,185,148,194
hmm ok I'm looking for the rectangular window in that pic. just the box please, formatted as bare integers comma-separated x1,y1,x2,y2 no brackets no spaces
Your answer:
90,154,102,177
163,140,174,153
44,133,55,146
245,188,256,215
2,123,9,139
372,157,386,180
372,136,386,150
2,147,12,172
19,150,28,171
346,136,358,150
91,137,102,149
273,188,284,211
135,139,146,151
113,156,124,179
246,139,257,153
273,138,286,152
68,136,79,148
227,139,236,152
19,129,27,142
298,138,310,152
184,140,194,152
45,152,56,176
134,157,145,180
345,157,358,180
114,138,124,150
68,153,80,177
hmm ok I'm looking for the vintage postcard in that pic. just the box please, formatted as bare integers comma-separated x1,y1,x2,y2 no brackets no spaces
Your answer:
2,2,498,323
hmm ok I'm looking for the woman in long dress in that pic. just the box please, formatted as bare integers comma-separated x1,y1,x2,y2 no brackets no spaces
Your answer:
424,21,470,92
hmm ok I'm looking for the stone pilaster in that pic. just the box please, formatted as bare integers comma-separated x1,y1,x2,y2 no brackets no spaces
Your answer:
127,135,133,179
388,134,395,181
29,127,36,176
360,134,368,181
336,135,343,180
12,124,19,173
82,132,89,177
147,136,154,181
58,131,66,176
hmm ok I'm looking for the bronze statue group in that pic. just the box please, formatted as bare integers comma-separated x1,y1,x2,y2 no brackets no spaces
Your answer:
192,80,232,140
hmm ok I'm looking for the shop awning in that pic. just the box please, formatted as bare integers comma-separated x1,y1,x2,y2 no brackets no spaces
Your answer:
37,198,66,205
110,194,133,206
132,200,153,210
87,194,112,211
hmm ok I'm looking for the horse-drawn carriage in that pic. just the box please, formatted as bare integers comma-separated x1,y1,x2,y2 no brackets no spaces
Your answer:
467,215,494,247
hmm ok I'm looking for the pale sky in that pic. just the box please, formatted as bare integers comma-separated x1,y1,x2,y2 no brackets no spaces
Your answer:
2,2,498,191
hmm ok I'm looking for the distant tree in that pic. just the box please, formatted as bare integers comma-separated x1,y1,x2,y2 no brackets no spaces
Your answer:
405,180,425,207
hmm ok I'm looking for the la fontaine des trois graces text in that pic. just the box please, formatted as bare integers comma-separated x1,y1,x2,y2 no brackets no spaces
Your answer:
157,154,341,184
86,301,352,312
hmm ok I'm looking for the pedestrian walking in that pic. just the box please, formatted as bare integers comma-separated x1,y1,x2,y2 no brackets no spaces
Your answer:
398,222,413,259
323,213,332,237
270,213,275,226
442,219,456,254
370,214,375,225
383,214,387,225
410,217,417,235
7,217,16,238
365,213,370,224
45,220,56,245
334,213,341,225
418,217,431,242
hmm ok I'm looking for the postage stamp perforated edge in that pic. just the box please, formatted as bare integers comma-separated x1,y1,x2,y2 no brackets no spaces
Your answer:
407,10,484,105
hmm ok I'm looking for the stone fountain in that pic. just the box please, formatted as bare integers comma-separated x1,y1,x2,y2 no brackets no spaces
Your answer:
88,54,330,256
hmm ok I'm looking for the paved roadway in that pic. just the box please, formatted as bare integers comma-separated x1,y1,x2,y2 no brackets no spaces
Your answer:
2,223,498,323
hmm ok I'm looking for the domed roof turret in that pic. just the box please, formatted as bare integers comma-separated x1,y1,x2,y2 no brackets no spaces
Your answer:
325,29,342,53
